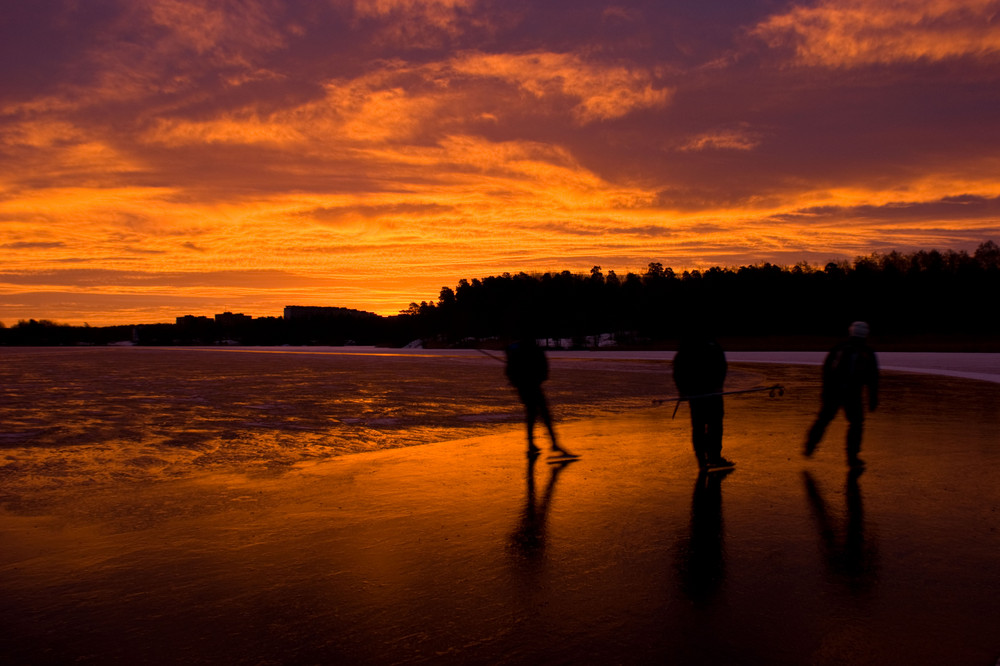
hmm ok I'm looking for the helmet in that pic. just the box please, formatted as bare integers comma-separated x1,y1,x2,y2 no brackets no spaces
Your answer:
848,321,870,338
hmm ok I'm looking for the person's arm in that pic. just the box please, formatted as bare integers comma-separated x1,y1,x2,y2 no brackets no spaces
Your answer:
717,346,728,389
867,351,879,411
672,351,688,393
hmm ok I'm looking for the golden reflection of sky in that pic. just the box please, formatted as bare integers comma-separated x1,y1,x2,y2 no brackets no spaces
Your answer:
1,0,999,324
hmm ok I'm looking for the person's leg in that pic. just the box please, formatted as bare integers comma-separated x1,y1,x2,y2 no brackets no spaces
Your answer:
518,387,539,452
689,399,710,468
536,390,559,450
805,398,839,456
844,397,865,467
534,389,576,456
705,395,725,463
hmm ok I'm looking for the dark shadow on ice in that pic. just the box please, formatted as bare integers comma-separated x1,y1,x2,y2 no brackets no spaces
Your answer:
677,468,733,605
507,454,577,566
802,470,879,594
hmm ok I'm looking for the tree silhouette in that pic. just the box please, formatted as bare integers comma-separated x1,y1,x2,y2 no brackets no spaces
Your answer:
3,242,998,350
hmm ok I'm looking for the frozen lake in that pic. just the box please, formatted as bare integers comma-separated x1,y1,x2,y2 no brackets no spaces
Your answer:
1,347,998,664
3,346,995,496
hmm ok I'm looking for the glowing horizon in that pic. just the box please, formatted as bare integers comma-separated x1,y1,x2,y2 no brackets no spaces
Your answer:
2,0,999,326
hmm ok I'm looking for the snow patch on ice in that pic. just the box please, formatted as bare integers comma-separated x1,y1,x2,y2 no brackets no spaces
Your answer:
724,352,1000,385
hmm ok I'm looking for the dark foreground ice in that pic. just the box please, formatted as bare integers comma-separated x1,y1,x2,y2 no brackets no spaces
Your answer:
0,348,998,664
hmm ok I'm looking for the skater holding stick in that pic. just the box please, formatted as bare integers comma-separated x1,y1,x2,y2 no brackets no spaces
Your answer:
505,336,576,460
673,325,734,471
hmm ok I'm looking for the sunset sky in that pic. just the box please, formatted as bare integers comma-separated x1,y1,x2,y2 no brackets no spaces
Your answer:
2,0,999,325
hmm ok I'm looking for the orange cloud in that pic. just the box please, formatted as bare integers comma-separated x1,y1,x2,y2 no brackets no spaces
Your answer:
349,0,484,47
753,0,1000,67
146,115,305,146
323,79,444,143
451,52,672,124
141,63,451,149
679,125,763,152
353,0,476,22
137,51,670,158
136,0,288,59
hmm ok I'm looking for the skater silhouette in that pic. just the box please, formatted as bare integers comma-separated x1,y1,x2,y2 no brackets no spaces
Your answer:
673,327,732,470
804,321,879,469
505,336,574,458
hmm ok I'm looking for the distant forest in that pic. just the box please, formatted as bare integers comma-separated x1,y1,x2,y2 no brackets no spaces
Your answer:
3,241,999,351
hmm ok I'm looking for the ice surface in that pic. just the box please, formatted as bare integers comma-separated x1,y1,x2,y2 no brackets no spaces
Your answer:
0,348,998,664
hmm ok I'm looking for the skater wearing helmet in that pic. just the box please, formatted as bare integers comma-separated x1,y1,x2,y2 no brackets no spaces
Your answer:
804,321,879,469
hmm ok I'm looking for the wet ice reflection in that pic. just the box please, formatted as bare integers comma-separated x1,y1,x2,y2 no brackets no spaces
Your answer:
508,456,578,566
0,348,998,664
677,469,731,606
803,469,879,595
0,347,691,496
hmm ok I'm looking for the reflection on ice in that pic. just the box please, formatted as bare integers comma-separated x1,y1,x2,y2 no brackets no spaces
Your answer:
803,470,879,595
0,347,684,496
508,455,578,566
677,468,732,605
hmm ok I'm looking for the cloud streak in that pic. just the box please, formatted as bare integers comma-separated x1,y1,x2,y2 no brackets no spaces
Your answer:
752,0,1000,67
451,51,672,124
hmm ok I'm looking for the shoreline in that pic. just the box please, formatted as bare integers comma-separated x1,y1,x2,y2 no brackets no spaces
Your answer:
120,345,1000,384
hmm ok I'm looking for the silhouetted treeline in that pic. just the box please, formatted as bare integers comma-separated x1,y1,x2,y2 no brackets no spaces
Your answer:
403,242,1000,349
2,242,998,350
0,312,399,347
